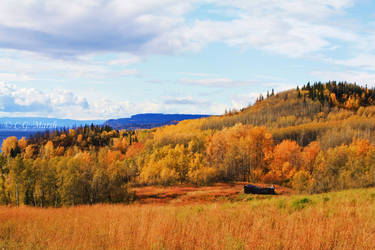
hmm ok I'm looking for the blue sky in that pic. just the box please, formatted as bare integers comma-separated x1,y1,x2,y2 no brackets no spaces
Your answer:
0,0,374,119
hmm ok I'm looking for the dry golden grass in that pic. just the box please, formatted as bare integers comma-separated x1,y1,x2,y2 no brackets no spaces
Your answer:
1,188,375,249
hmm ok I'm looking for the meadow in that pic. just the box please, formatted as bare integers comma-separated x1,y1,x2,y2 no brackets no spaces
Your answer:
1,187,375,249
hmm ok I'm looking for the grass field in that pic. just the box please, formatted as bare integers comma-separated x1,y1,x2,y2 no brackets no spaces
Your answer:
1,186,375,249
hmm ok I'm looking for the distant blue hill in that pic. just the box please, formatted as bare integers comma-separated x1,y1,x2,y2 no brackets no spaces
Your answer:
105,113,210,130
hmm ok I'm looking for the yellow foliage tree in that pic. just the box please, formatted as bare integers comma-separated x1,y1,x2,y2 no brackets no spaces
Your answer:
2,136,19,157
18,137,27,151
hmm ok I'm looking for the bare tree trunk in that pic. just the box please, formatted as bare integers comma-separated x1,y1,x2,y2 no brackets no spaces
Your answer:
33,191,37,206
15,182,19,206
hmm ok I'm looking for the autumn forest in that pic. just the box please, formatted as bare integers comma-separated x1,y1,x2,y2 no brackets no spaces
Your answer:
1,82,375,207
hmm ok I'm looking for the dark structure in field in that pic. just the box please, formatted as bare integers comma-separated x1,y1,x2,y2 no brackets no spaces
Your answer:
244,184,276,195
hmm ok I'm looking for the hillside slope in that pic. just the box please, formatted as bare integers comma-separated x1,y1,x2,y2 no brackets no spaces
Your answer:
195,81,375,147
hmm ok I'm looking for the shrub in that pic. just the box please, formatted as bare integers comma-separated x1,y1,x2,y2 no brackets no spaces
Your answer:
292,171,313,193
290,197,313,211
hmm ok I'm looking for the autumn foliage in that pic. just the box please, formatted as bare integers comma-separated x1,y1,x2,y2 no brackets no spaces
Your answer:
1,82,375,206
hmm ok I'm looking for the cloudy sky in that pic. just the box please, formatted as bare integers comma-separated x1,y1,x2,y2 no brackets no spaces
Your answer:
0,0,374,119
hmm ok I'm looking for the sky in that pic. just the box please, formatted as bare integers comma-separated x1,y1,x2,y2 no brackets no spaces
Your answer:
0,0,375,119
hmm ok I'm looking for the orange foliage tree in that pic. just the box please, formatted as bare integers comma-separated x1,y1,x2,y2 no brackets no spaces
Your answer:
264,140,302,184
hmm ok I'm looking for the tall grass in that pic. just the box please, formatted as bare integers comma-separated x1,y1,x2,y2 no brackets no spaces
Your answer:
1,188,375,249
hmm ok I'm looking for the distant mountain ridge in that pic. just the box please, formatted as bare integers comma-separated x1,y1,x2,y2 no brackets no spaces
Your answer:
105,113,210,130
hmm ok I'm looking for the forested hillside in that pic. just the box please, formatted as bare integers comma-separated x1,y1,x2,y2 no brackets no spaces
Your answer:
1,81,375,207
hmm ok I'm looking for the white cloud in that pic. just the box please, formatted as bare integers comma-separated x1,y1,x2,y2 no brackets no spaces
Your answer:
0,72,34,82
0,82,89,116
109,56,141,66
216,0,354,18
230,81,298,110
180,77,259,87
179,77,294,91
0,0,360,58
0,0,196,57
142,0,358,57
178,72,216,77
49,90,89,108
118,69,138,76
231,92,262,110
331,54,375,71
0,49,139,82
0,82,222,119
310,70,375,87
163,96,209,106
88,96,222,118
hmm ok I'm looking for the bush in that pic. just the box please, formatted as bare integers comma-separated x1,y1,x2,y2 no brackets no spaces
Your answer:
290,197,313,210
188,167,217,185
292,171,313,193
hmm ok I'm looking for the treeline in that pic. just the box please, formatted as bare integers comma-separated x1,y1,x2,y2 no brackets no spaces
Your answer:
27,124,137,153
1,82,375,206
301,81,375,109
